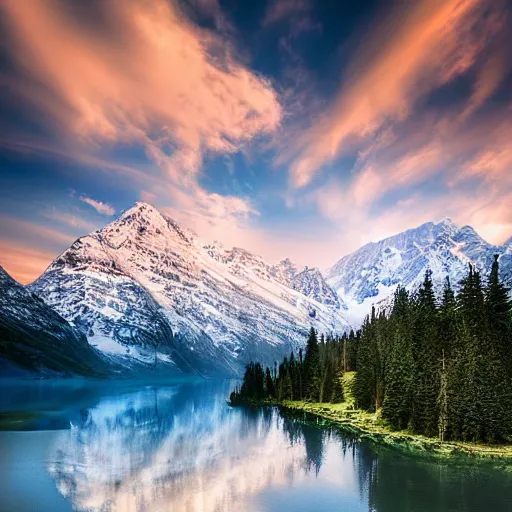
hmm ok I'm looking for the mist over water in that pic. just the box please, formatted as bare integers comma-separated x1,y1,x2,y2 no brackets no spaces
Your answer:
1,378,511,512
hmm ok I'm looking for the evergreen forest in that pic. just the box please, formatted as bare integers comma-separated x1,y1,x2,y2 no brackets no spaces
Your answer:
230,256,512,444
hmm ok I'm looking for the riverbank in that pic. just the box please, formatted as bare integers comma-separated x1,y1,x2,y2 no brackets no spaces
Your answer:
231,372,512,468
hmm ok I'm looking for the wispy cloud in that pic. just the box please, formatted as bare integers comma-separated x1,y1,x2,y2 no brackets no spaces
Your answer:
79,196,116,216
278,0,507,188
0,216,78,283
263,0,311,27
2,0,281,247
42,206,99,230
0,241,55,284
0,216,75,247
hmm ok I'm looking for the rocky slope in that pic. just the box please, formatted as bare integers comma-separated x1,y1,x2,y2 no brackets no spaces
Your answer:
292,267,346,310
30,202,349,376
326,219,512,325
0,266,108,376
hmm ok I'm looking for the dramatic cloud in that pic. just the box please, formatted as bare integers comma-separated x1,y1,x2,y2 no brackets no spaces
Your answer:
2,0,281,165
278,0,507,187
1,0,511,275
2,0,281,245
79,196,116,216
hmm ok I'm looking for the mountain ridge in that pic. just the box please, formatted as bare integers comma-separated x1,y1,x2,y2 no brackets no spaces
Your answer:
28,202,349,376
2,204,511,376
0,265,109,376
326,218,511,325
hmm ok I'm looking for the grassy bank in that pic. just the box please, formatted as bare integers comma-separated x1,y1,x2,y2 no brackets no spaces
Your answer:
234,372,512,467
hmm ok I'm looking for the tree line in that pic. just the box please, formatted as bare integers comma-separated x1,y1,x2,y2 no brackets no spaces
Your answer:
230,256,512,444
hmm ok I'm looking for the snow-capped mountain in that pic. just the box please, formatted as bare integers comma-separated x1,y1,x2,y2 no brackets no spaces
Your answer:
269,258,298,286
0,266,107,376
30,202,350,376
292,266,346,310
326,219,512,326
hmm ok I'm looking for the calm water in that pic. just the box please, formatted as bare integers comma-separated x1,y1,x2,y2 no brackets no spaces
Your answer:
1,378,511,512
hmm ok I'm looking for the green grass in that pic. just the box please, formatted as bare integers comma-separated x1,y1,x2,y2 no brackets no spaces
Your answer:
274,372,512,466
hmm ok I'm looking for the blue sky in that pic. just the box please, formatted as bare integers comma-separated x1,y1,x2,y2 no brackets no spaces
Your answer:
1,0,512,283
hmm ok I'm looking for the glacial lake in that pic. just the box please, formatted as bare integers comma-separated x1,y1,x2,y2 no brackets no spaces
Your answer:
1,378,511,512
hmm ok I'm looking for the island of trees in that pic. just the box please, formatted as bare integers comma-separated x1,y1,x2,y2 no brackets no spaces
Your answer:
230,256,512,444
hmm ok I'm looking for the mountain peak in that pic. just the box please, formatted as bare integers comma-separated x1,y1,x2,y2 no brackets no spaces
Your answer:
102,201,197,246
292,265,342,309
437,217,458,230
118,201,163,223
0,265,15,285
326,217,511,326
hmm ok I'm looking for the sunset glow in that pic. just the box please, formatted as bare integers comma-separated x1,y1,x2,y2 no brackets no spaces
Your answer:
1,0,511,282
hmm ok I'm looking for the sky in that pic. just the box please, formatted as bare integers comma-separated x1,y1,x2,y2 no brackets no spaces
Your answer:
1,0,512,284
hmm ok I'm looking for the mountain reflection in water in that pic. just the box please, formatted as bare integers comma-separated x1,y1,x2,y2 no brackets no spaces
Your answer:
1,378,511,512
48,381,336,512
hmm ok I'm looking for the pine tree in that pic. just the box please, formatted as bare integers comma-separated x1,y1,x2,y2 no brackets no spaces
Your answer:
452,266,510,442
304,327,321,401
353,308,378,411
437,350,448,441
265,367,275,398
439,276,456,359
347,329,358,371
321,353,334,403
331,368,344,403
411,270,440,436
298,348,304,399
486,255,512,371
382,287,414,430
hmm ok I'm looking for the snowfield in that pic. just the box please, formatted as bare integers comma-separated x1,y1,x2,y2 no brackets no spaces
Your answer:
30,202,350,376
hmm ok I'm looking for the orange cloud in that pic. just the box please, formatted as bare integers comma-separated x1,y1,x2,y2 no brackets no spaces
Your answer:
0,216,75,247
0,241,55,284
1,0,282,251
2,0,281,178
279,0,504,188
161,182,259,248
454,118,512,184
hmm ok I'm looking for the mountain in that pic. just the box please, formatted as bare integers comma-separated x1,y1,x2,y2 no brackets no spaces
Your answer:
326,219,511,325
269,258,298,286
0,266,108,377
30,202,350,376
292,266,346,310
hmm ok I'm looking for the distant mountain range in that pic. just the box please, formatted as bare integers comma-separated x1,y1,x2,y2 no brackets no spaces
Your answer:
27,202,349,376
326,219,512,324
1,203,510,377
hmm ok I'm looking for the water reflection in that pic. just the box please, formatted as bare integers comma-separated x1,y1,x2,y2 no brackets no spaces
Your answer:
3,379,511,512
48,381,331,512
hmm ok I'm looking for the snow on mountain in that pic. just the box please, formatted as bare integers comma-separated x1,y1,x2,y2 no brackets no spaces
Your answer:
326,219,511,326
269,258,298,286
30,202,350,376
292,266,346,310
0,265,107,376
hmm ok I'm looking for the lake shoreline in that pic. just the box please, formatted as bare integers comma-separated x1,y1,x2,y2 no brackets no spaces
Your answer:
229,398,512,468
